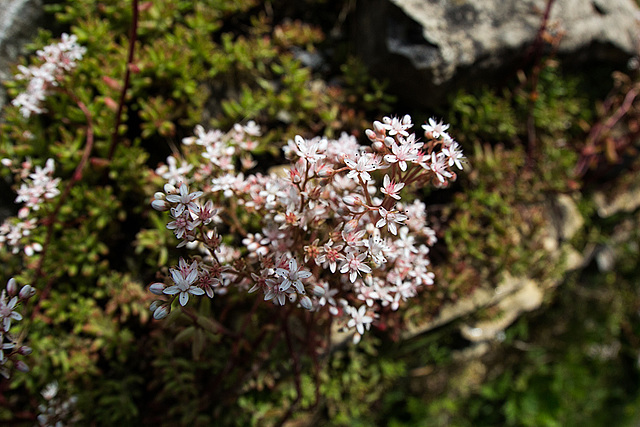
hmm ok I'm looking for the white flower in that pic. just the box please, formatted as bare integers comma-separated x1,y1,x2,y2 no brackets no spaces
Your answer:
344,153,378,183
380,174,405,200
366,235,389,264
339,250,372,283
381,115,413,137
163,259,204,306
422,117,450,139
383,135,421,171
12,33,86,118
275,258,312,294
442,141,465,170
347,304,374,336
156,155,193,186
376,207,408,235
41,381,59,400
292,135,327,163
430,152,453,183
0,290,22,332
165,183,203,217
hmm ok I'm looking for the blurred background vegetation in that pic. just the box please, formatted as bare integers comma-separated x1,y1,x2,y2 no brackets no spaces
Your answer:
0,0,639,425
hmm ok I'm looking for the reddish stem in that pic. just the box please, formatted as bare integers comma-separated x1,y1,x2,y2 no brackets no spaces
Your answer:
107,0,139,160
575,86,639,176
525,0,557,166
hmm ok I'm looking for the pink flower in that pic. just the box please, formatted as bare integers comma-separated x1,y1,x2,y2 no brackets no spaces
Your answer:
380,174,405,200
316,240,345,273
430,152,453,183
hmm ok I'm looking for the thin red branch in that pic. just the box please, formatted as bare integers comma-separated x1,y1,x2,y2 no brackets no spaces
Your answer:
575,86,639,176
525,0,557,166
107,0,139,160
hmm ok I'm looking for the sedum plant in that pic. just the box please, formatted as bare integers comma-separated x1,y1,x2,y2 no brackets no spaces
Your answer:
0,1,461,423
148,115,464,344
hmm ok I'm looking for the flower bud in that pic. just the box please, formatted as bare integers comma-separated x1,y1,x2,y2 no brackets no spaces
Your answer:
343,195,362,206
316,165,334,177
365,223,376,234
19,285,36,300
300,295,313,310
153,304,170,320
373,121,385,134
149,283,165,295
311,284,325,297
151,199,169,211
102,76,121,90
15,360,30,373
18,345,32,356
104,97,118,111
6,278,17,297
164,183,176,194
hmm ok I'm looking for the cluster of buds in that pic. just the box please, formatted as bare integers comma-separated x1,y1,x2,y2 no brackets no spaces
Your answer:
12,33,86,118
149,115,464,343
37,381,80,426
0,278,35,378
0,158,60,255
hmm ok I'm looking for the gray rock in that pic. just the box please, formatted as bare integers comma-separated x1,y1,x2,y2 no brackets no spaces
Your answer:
547,193,584,242
593,178,640,217
0,0,44,110
354,0,640,108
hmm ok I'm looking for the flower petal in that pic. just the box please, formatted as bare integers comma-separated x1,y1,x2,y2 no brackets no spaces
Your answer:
179,291,189,306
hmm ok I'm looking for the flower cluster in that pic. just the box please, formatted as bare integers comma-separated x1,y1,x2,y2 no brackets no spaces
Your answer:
12,33,86,118
149,115,464,343
0,158,60,255
37,381,80,427
0,278,35,378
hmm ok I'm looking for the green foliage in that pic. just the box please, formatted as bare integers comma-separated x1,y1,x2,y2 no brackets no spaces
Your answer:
1,0,404,421
1,0,638,425
439,66,585,297
448,64,591,146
